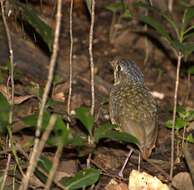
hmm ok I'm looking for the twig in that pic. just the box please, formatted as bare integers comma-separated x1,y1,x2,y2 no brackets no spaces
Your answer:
19,0,62,189
168,0,173,12
0,1,14,189
19,113,58,190
52,4,74,188
89,0,95,116
0,153,11,190
15,143,66,190
170,52,182,181
67,0,73,119
44,143,63,190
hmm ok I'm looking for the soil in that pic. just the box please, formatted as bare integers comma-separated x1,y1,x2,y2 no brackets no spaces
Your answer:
0,0,194,189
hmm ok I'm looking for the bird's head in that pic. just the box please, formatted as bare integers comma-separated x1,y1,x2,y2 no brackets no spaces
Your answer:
111,57,144,85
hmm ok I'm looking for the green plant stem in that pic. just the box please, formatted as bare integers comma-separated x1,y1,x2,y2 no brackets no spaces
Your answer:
170,51,182,181
0,1,15,189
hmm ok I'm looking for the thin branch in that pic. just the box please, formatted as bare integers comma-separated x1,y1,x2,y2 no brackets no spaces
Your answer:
45,2,74,177
168,0,173,12
15,142,67,190
170,52,182,181
19,0,62,188
44,143,63,190
1,1,14,115
19,114,58,190
0,1,14,189
67,0,73,118
0,153,11,190
89,0,95,116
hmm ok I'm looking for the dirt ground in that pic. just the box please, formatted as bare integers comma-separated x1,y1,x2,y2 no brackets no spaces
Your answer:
0,0,194,189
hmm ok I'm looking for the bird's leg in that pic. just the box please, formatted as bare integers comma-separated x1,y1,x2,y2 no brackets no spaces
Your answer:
118,149,134,177
138,152,141,171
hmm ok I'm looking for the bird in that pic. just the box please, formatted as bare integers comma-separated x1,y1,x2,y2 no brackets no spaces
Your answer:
109,57,158,176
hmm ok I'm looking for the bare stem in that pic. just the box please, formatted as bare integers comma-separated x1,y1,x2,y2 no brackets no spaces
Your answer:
44,3,75,185
19,114,58,190
168,0,173,12
44,143,63,190
89,0,95,116
19,0,62,189
170,52,182,180
0,153,11,190
67,0,73,118
0,1,14,189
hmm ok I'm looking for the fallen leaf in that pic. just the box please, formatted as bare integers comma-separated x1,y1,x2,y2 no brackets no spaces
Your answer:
105,179,128,190
129,170,169,190
0,84,35,104
172,172,194,190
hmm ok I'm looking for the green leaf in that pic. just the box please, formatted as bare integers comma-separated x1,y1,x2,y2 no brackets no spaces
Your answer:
106,131,139,144
35,155,53,183
47,115,71,146
183,43,194,58
183,28,194,40
177,106,185,113
171,40,185,53
94,122,117,143
139,15,171,41
22,114,38,127
165,118,187,131
0,93,10,112
105,2,123,13
22,112,68,141
60,168,100,190
85,0,92,15
46,98,56,108
186,110,194,121
186,134,194,143
21,5,53,51
182,7,194,31
132,1,156,11
165,120,173,129
69,134,87,146
178,109,189,120
94,123,138,145
122,9,132,19
176,118,188,130
38,155,53,172
162,13,180,38
0,94,10,133
171,41,194,59
75,107,94,136
22,111,51,131
178,109,194,121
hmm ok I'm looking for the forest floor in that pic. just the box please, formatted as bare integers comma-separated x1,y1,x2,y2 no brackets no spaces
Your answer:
0,0,194,189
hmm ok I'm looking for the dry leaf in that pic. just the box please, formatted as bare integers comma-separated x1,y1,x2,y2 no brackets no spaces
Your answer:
172,172,194,190
129,170,169,190
13,95,35,104
0,84,35,104
55,159,78,181
105,179,128,190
